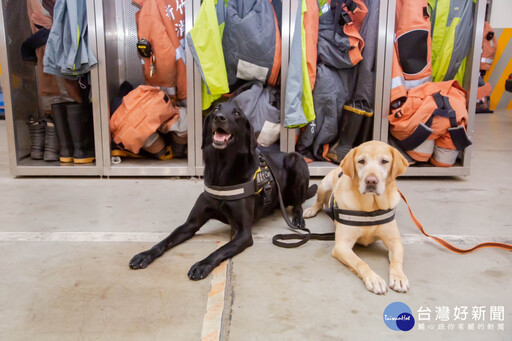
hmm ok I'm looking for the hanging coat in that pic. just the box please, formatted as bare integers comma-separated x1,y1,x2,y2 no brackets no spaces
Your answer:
284,0,318,128
222,0,281,88
390,0,432,104
230,81,281,147
133,0,187,100
43,0,97,80
186,0,229,110
296,64,354,160
480,21,497,71
429,0,474,83
316,0,367,70
25,0,81,110
325,0,380,163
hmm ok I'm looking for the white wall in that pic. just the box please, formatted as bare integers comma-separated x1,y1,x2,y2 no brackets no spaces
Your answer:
489,0,512,28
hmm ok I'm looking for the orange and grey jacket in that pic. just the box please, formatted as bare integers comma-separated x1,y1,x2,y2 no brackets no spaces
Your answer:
390,0,432,104
389,80,472,167
222,0,281,88
133,0,187,100
480,21,497,71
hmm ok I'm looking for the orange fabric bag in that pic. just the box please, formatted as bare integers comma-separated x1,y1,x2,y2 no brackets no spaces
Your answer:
110,85,180,154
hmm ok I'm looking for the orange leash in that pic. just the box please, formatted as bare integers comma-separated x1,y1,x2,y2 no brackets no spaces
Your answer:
398,189,512,254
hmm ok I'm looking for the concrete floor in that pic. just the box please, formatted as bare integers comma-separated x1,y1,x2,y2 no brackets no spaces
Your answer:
0,111,511,340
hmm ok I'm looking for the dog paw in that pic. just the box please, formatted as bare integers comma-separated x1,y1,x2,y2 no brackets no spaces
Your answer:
303,206,319,219
292,214,306,228
188,260,215,281
389,272,409,293
363,272,388,295
129,251,154,270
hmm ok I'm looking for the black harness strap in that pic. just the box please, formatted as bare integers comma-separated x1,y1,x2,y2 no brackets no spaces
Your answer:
203,152,274,206
325,195,396,226
271,171,396,249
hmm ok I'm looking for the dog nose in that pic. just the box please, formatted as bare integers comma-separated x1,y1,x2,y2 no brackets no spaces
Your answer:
365,176,379,186
214,113,227,122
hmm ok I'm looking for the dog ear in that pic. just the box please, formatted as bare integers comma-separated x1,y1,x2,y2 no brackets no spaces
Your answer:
201,110,215,150
340,148,356,179
390,146,409,179
246,118,258,157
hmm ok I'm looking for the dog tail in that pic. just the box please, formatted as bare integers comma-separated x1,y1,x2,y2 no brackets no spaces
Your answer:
306,184,318,200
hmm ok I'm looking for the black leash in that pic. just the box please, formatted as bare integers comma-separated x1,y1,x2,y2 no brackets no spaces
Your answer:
264,156,335,248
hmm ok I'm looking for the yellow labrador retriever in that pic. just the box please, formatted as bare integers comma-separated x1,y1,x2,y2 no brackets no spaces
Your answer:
303,141,409,295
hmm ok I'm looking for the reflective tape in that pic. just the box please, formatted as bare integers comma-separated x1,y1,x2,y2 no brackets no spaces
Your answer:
404,75,431,90
432,145,459,166
413,138,435,155
391,76,406,89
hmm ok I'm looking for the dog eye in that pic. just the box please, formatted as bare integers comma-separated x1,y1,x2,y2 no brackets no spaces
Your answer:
381,159,389,165
233,111,241,118
358,159,365,165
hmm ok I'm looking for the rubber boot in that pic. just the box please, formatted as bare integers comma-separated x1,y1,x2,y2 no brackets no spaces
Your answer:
66,103,95,164
326,104,372,163
43,116,60,161
52,103,74,162
27,116,46,160
143,133,173,160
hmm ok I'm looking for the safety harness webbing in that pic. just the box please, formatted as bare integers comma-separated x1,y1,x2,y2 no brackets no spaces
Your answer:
203,153,274,206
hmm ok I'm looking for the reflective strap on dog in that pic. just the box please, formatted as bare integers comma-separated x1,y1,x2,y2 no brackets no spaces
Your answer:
325,196,396,226
398,189,512,253
203,154,274,205
204,179,256,200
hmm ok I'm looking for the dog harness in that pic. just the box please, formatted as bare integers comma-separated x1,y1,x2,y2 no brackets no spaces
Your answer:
204,154,274,206
325,195,396,226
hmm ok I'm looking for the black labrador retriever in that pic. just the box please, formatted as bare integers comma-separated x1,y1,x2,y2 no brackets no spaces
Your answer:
129,102,316,280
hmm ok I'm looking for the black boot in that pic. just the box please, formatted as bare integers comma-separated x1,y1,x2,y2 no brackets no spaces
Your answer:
52,103,74,163
327,103,373,163
66,103,95,164
27,116,46,160
43,116,60,161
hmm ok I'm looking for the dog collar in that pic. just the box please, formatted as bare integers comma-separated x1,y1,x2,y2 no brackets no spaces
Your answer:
204,154,274,203
325,195,396,226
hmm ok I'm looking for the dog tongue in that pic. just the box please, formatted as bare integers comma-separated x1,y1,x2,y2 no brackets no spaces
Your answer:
214,131,231,142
